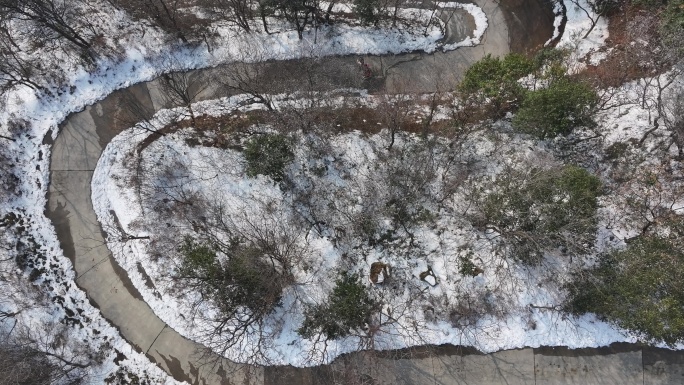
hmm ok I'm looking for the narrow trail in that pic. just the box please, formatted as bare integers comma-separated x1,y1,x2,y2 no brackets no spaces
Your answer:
44,1,684,384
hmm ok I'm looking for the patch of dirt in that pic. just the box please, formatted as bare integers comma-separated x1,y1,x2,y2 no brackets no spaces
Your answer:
176,101,457,150
580,4,670,88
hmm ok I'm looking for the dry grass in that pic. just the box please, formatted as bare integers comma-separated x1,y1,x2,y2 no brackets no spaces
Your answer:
579,4,669,88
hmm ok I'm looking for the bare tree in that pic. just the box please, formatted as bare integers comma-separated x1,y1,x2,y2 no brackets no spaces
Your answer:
0,0,97,59
377,93,412,151
219,57,277,111
158,68,208,125
0,15,45,92
662,81,684,158
0,120,31,196
0,246,96,385
568,0,621,39
0,42,43,91
167,204,307,363
117,87,163,134
109,0,206,42
199,0,256,32
604,163,684,237
269,0,320,40
0,338,57,385
8,321,96,384
219,51,362,117
127,138,312,364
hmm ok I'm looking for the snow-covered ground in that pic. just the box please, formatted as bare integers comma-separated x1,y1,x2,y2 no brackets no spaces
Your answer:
0,0,490,381
91,86,684,366
89,0,684,368
554,0,610,67
4,0,683,381
438,2,488,50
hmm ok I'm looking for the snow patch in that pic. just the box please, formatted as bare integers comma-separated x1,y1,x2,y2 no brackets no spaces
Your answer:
438,2,489,50
558,0,610,68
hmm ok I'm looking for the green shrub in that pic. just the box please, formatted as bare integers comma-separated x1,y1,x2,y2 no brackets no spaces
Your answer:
513,79,598,139
604,142,630,160
661,0,684,52
244,133,294,183
480,165,602,264
567,235,684,345
298,272,378,340
458,254,481,277
531,48,571,84
458,53,535,112
175,238,286,321
532,47,569,70
631,0,664,8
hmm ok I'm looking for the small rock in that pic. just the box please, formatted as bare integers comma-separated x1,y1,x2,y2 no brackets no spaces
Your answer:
369,262,389,284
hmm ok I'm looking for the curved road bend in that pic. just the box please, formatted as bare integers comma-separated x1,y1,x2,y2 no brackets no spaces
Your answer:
45,1,684,384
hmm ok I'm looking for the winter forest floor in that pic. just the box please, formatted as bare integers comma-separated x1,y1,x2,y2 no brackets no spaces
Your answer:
4,0,684,383
47,2,527,381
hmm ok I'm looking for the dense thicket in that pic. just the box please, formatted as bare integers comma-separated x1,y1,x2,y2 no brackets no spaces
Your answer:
567,234,684,345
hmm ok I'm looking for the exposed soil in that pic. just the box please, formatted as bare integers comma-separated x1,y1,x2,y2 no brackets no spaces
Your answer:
175,100,459,150
580,4,671,88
